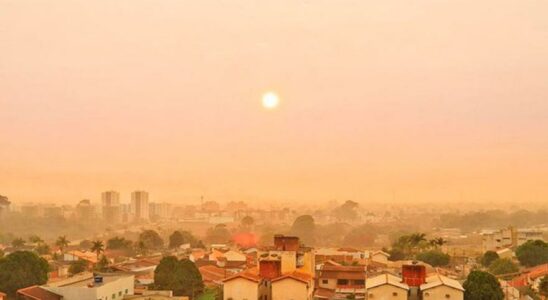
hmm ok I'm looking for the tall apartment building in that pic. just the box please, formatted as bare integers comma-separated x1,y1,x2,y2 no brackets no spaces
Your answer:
149,202,172,220
482,226,545,251
131,191,149,221
102,191,121,224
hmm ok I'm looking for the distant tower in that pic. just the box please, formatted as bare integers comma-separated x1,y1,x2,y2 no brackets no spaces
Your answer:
102,191,121,224
131,191,149,221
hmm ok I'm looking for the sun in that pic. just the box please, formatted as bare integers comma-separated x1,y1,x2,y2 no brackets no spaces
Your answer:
262,92,280,109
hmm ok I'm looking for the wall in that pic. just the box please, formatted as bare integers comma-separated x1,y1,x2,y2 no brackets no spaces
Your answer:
271,278,309,300
223,278,258,300
318,278,337,290
422,286,463,300
366,285,408,300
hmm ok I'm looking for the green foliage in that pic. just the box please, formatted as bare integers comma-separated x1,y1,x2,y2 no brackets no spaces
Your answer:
205,224,231,245
480,251,499,268
154,256,204,297
488,258,518,277
240,216,254,229
438,209,548,232
416,250,450,267
28,235,44,244
390,232,429,259
539,275,548,297
68,259,88,275
0,251,49,297
463,270,504,300
170,231,199,249
56,236,69,252
107,237,133,250
515,240,548,267
342,224,377,247
90,240,105,256
79,239,93,250
388,248,406,261
95,255,110,272
35,243,51,255
290,215,315,246
332,200,360,221
139,230,164,250
11,237,25,249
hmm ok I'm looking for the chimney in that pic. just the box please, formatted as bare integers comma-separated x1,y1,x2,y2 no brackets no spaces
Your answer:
273,235,300,251
259,260,281,279
401,263,426,287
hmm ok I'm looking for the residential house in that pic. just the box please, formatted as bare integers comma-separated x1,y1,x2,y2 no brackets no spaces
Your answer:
17,286,62,300
271,272,314,300
365,274,409,300
315,262,366,299
223,269,268,300
420,274,464,300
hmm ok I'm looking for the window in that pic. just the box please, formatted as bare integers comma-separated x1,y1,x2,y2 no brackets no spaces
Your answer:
354,279,365,285
369,294,374,298
337,279,349,285
118,292,122,297
424,292,430,297
322,279,328,284
445,294,451,298
125,289,128,294
112,293,116,299
392,292,398,296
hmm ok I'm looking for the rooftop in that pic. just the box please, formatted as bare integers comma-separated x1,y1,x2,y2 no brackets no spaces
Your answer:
366,273,409,290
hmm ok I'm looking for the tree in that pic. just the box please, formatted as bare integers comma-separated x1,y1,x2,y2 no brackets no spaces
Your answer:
480,251,499,268
332,200,360,221
95,255,110,272
539,275,548,297
488,258,519,277
107,237,133,250
342,224,377,247
90,240,105,258
429,237,447,249
463,270,504,300
154,256,204,297
79,239,93,250
56,235,69,253
205,224,231,245
388,248,406,261
68,260,88,275
139,230,164,250
515,240,548,267
290,215,315,246
28,235,43,244
0,251,49,297
12,238,26,249
416,250,450,267
169,231,185,249
240,216,254,230
35,243,51,255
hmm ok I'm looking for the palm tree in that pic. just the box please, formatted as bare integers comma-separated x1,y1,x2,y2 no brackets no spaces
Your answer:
29,235,44,244
429,237,447,249
56,235,70,254
90,240,105,258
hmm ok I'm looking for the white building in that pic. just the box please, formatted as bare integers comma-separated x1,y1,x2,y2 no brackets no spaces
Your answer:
102,191,122,224
131,191,149,221
44,272,134,300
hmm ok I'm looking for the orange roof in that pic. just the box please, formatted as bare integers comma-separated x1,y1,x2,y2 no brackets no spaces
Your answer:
527,263,548,279
271,271,313,284
223,268,262,283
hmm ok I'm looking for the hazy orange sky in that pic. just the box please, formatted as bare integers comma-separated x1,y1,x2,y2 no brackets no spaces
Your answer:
1,0,548,205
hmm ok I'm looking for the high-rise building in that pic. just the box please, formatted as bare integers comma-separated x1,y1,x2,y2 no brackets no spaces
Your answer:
102,191,121,224
149,202,172,220
76,199,94,221
131,191,149,221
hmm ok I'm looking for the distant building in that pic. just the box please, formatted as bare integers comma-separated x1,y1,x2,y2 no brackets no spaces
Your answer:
131,191,149,221
102,191,122,224
482,226,544,251
0,195,10,219
76,199,94,221
149,202,172,220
